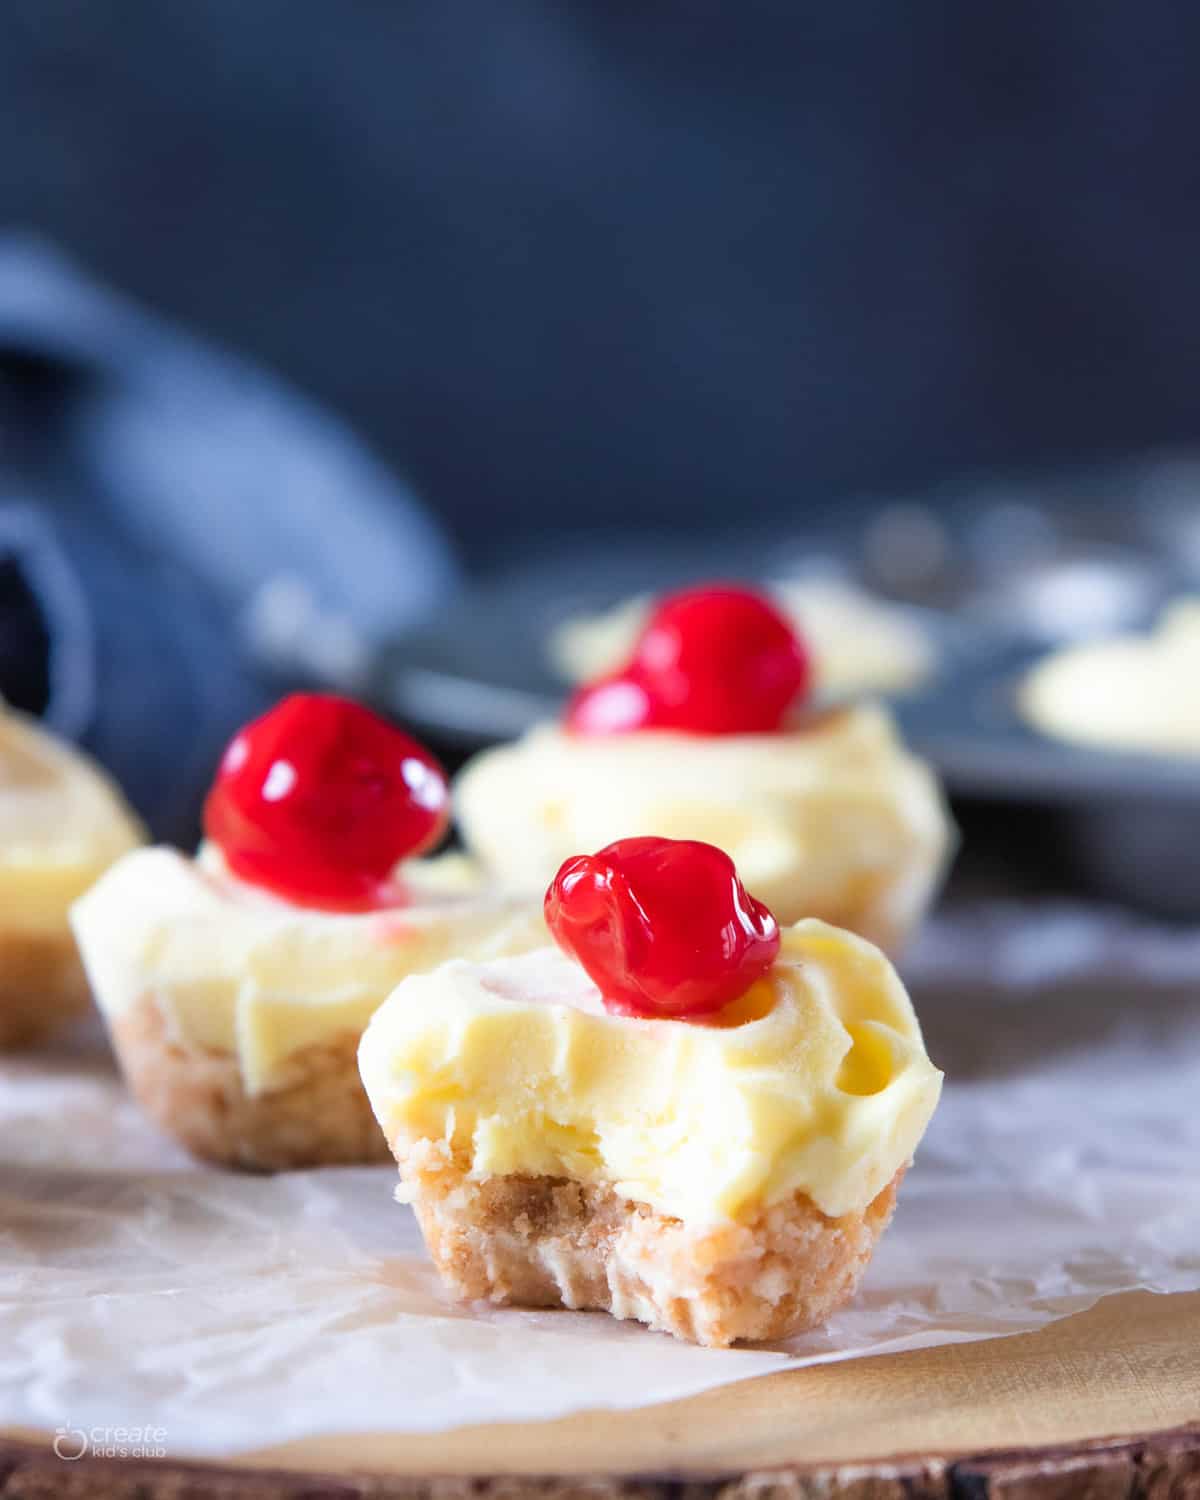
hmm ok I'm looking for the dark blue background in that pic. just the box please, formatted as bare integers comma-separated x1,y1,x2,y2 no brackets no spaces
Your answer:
5,2,1199,569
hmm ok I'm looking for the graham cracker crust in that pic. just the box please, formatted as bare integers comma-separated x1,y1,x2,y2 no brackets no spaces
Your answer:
394,1136,902,1347
110,992,391,1170
0,929,92,1048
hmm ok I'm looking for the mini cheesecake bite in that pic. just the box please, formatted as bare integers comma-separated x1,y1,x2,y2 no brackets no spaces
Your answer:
0,701,144,1047
457,585,953,949
359,837,943,1348
72,694,545,1170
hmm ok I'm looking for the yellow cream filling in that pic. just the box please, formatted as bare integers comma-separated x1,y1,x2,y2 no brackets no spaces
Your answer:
358,918,943,1224
71,845,546,1094
454,704,952,928
0,704,144,932
1021,598,1200,756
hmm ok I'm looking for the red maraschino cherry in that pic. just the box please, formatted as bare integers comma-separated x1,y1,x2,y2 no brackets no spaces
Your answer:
203,693,450,911
566,584,811,736
544,836,781,1019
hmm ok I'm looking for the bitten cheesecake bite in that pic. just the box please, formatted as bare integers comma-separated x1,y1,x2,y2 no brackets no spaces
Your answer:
457,585,953,949
0,701,144,1047
72,694,544,1169
360,836,943,1347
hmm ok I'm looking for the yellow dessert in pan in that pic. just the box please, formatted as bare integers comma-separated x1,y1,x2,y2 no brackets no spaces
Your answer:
1022,598,1200,756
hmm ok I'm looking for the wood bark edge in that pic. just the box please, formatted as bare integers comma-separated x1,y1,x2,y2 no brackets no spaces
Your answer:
0,1422,1197,1499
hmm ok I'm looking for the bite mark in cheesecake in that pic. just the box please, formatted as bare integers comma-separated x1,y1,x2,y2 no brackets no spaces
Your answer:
359,860,942,1346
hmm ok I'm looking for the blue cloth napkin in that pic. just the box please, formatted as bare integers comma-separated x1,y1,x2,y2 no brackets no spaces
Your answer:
0,237,458,840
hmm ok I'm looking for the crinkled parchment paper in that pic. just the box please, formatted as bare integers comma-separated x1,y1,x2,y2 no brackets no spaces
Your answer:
2,903,1198,1457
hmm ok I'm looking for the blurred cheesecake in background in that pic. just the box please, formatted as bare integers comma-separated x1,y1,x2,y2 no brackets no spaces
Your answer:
459,586,954,950
550,576,936,700
457,706,950,950
1021,598,1200,756
0,701,145,1047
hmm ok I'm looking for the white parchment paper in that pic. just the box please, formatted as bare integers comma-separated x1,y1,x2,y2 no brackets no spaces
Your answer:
2,902,1198,1457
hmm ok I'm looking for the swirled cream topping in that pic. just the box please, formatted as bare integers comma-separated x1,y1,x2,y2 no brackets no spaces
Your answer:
455,703,952,930
359,919,943,1223
1021,599,1200,756
0,703,144,933
71,845,546,1094
551,578,935,699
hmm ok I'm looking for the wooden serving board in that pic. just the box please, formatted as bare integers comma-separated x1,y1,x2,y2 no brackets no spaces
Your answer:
3,1289,1198,1498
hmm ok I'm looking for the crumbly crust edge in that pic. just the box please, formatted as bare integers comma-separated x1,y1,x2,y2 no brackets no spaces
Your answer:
109,992,390,1170
392,1133,902,1347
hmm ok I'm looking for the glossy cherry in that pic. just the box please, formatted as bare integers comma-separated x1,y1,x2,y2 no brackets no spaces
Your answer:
566,585,810,736
544,836,780,1019
203,693,450,910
